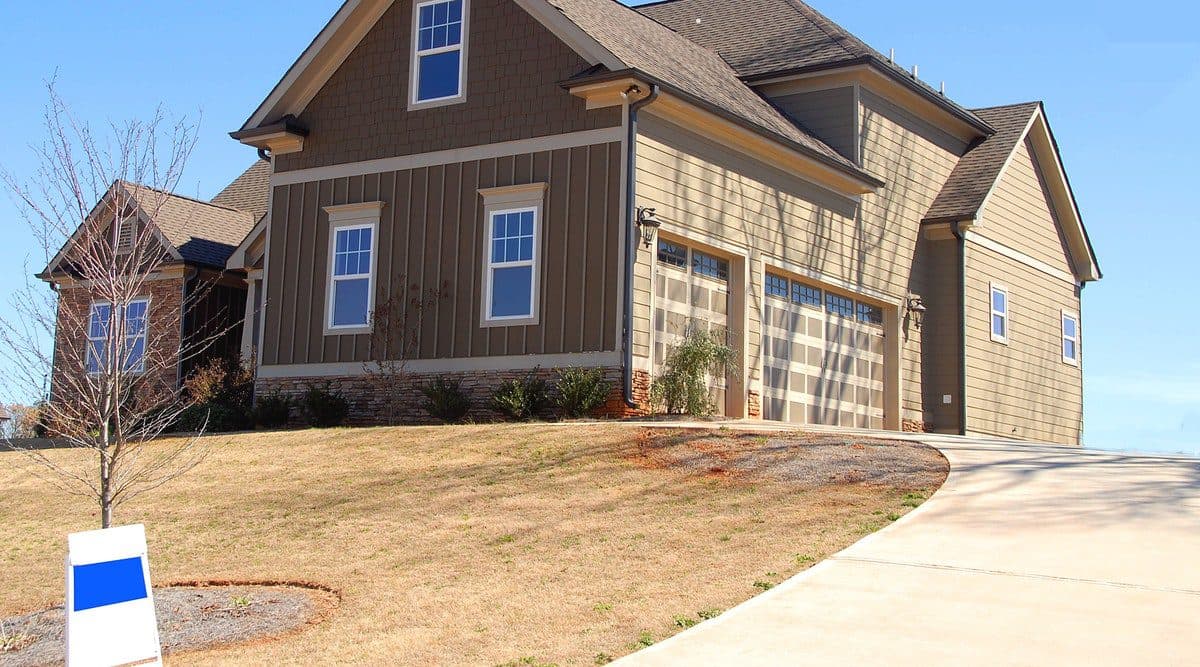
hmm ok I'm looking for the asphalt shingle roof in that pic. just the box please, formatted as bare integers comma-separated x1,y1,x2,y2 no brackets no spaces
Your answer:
211,159,271,219
547,0,863,173
923,102,1041,223
122,182,257,268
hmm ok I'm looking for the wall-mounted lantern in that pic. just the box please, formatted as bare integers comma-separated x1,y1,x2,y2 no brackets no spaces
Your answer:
907,295,928,330
636,207,661,249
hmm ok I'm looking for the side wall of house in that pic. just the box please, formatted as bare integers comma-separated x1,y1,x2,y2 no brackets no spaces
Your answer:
913,236,962,432
771,86,858,162
275,0,621,173
260,140,624,369
182,274,247,379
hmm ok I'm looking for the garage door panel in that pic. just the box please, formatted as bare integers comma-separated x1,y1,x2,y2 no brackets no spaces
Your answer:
763,271,885,427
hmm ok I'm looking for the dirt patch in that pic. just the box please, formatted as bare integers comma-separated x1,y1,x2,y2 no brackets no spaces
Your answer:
630,429,948,490
0,582,336,667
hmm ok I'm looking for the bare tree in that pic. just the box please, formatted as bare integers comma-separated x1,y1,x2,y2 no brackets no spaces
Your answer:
0,82,221,528
362,278,449,425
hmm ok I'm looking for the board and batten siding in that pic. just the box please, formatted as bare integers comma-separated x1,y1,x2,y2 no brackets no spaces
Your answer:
771,86,858,162
979,137,1075,274
857,89,966,423
963,244,1083,445
260,142,623,368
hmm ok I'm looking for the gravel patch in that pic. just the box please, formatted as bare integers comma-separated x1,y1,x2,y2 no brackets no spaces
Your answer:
632,429,948,489
0,584,334,667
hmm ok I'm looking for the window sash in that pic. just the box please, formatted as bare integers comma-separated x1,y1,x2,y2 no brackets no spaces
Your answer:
485,207,538,321
990,285,1008,343
412,0,465,104
1062,313,1080,363
85,300,148,374
328,223,376,330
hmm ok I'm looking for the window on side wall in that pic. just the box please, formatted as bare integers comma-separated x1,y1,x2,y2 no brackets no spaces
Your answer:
990,284,1008,344
1062,311,1080,365
411,0,467,108
324,202,384,334
85,299,149,374
479,183,547,327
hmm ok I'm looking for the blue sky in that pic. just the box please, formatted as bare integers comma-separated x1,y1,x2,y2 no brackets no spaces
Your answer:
1,1,1197,454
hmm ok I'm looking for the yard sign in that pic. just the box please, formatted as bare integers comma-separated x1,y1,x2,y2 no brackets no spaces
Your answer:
66,523,162,666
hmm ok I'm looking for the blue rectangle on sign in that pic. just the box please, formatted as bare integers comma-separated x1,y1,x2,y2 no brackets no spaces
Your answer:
72,557,148,611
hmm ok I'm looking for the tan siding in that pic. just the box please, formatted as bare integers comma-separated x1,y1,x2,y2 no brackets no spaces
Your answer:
981,138,1075,273
857,90,965,423
963,243,1082,445
260,142,622,367
276,0,620,173
913,237,962,431
771,87,858,161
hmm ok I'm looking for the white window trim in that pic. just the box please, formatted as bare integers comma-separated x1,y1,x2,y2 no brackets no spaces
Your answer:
1061,310,1080,366
86,298,150,375
324,202,384,335
479,183,547,328
409,0,469,110
990,283,1009,344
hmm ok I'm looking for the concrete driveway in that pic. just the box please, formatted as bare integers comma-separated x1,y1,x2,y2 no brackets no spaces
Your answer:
619,433,1200,666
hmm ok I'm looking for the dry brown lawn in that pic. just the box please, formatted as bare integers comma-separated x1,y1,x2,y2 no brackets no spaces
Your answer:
0,424,945,666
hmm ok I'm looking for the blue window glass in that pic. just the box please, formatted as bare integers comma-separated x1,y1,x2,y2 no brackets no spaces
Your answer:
414,0,464,103
86,303,112,373
330,226,374,328
123,300,148,371
692,250,729,281
856,302,883,326
765,273,788,299
86,301,148,373
491,266,533,318
657,240,687,269
487,208,537,320
826,293,854,318
792,283,822,308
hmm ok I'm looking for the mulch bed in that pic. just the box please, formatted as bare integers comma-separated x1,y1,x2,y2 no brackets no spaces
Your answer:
0,582,337,666
630,429,948,489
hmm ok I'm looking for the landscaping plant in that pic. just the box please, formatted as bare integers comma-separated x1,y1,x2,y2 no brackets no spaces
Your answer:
300,382,349,427
490,373,550,421
651,324,737,416
253,392,293,428
554,367,611,419
420,377,472,423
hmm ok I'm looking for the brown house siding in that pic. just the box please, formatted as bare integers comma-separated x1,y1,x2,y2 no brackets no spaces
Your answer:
275,0,621,173
261,141,623,369
963,244,1083,445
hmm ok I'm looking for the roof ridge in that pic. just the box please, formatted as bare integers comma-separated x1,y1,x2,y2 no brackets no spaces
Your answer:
117,180,250,215
970,101,1042,113
779,0,865,61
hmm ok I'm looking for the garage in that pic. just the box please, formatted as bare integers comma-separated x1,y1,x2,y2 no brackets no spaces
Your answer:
761,271,885,428
653,239,730,414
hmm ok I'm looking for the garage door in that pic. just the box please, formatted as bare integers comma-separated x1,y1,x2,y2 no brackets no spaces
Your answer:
761,272,885,428
653,239,729,414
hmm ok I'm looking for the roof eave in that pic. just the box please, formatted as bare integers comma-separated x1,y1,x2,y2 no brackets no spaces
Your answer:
563,68,884,193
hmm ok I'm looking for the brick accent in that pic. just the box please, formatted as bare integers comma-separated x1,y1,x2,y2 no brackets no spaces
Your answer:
256,366,631,425
596,369,652,419
902,419,934,433
746,390,762,419
50,277,185,414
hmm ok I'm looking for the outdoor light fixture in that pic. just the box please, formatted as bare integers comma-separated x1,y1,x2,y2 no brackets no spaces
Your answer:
907,295,928,330
636,207,661,249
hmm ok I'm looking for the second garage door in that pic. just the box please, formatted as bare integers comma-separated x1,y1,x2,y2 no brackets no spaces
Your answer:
761,272,885,429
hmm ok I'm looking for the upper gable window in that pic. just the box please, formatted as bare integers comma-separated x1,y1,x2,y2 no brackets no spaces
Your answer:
411,0,467,108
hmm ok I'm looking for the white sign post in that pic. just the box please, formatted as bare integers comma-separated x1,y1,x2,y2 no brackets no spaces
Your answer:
66,524,162,667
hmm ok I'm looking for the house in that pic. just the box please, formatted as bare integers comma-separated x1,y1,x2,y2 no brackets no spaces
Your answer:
223,0,1087,444
40,161,270,399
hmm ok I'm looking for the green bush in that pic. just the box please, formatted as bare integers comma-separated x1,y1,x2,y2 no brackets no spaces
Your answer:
554,368,611,419
173,402,253,433
420,377,472,423
175,356,255,432
301,382,349,427
490,373,550,421
254,392,293,428
651,325,737,416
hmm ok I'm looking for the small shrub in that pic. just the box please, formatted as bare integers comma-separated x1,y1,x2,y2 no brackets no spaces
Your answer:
554,367,611,419
650,324,737,416
594,653,614,665
176,356,255,432
634,631,655,648
301,382,349,427
696,608,723,620
254,392,292,428
672,614,698,629
174,403,253,433
420,377,472,423
752,580,774,591
490,372,550,421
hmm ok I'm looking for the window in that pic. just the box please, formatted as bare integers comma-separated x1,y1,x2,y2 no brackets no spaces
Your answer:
411,0,467,106
479,182,546,327
657,240,688,269
792,282,822,308
765,273,789,299
324,202,384,333
486,208,537,321
990,284,1008,343
85,299,148,374
826,293,854,318
857,302,883,326
1062,312,1080,365
692,250,729,281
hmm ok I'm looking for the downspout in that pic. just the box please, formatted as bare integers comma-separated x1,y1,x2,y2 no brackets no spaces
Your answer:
951,220,967,435
621,83,660,408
